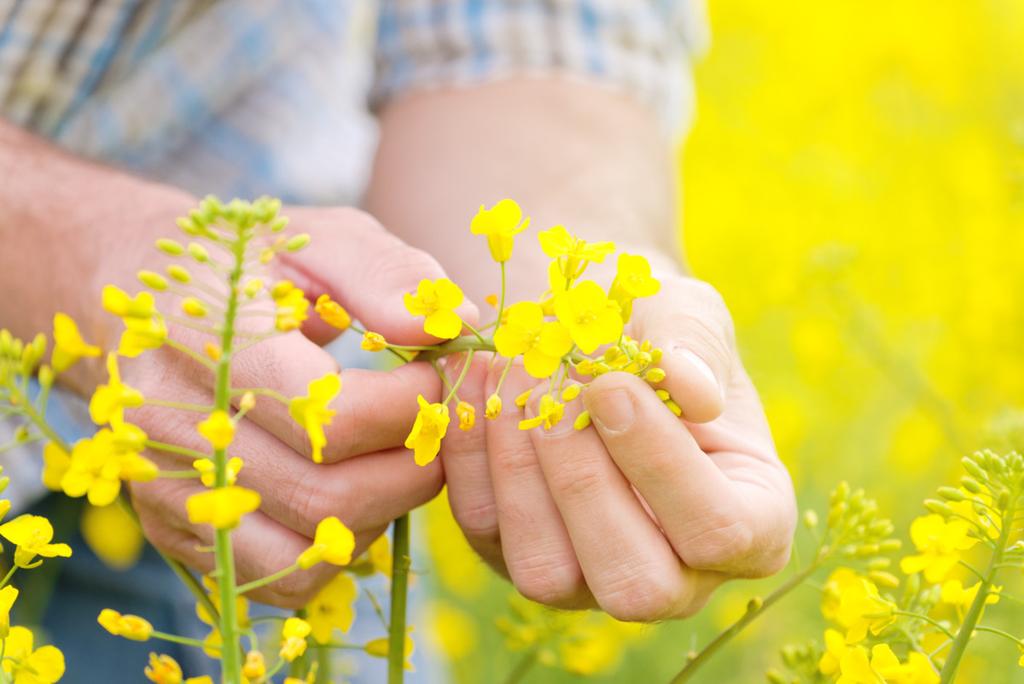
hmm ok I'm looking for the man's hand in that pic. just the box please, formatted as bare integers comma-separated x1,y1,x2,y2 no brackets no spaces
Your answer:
442,275,796,620
124,207,473,607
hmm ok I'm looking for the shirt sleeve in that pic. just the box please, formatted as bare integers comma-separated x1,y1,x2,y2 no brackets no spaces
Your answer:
371,0,709,134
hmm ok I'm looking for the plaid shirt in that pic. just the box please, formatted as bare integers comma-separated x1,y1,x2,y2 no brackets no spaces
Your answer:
0,0,706,204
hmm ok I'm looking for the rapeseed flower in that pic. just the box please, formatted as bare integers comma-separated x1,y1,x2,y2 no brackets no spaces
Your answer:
297,516,355,569
89,353,143,426
553,281,623,354
493,302,573,378
470,199,529,262
97,609,153,641
0,585,18,638
405,395,450,466
144,653,181,684
314,294,351,331
0,514,72,567
102,285,166,356
288,373,341,464
900,514,978,583
60,424,157,506
197,410,234,451
306,573,358,643
271,281,310,332
2,626,65,683
456,401,475,431
186,486,260,530
279,617,311,662
51,312,100,373
608,254,660,322
539,225,615,281
518,394,565,431
403,278,465,339
192,457,242,487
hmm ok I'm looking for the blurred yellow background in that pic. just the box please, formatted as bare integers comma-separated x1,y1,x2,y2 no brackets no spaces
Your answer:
421,0,1024,681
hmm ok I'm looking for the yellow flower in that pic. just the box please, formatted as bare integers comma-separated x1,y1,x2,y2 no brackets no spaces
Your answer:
0,585,18,638
271,281,310,332
485,393,502,419
288,373,341,464
297,516,356,569
0,514,72,567
900,514,978,583
242,651,266,680
898,652,940,684
51,312,100,373
82,501,145,570
102,285,167,356
538,225,615,281
470,199,529,262
829,575,897,643
608,254,660,322
197,410,235,451
404,278,465,339
493,301,573,378
518,394,565,431
306,573,358,643
89,353,144,426
97,608,153,641
1,626,65,684
455,401,475,431
404,395,450,466
838,643,901,684
818,628,849,677
192,457,242,487
196,576,250,631
553,281,623,354
361,331,388,351
41,442,70,492
365,630,415,671
279,617,311,662
144,653,182,684
186,486,261,530
314,294,352,331
940,579,1001,612
61,424,157,506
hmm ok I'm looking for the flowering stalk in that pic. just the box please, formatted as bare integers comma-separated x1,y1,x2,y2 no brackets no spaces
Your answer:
939,495,1016,681
210,221,248,683
387,513,411,683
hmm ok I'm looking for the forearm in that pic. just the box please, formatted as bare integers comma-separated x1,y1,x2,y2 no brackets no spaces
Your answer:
365,78,684,303
0,120,194,389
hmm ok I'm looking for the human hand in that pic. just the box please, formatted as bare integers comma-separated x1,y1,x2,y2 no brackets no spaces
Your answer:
122,206,472,607
442,274,796,621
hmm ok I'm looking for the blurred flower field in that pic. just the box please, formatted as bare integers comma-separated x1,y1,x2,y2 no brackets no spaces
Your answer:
418,0,1024,682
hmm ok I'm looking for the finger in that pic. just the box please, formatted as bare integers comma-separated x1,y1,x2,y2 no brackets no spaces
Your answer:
229,331,442,462
486,367,591,608
632,278,735,423
583,371,792,577
526,387,695,621
276,207,479,345
438,354,503,568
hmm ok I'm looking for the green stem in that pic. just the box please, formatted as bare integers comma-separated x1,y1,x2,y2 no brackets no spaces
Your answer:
973,625,1024,645
0,566,17,589
891,610,956,640
17,399,71,454
151,631,216,650
498,261,507,327
387,514,411,684
145,440,211,461
210,235,247,684
670,560,822,683
939,503,1015,683
156,549,220,626
416,336,495,363
236,563,300,595
443,350,475,405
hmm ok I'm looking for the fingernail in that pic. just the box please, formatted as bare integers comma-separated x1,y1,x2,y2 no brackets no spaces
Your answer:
588,388,635,433
678,348,724,403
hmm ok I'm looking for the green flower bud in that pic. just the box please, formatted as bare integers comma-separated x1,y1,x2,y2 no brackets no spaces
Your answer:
155,238,185,256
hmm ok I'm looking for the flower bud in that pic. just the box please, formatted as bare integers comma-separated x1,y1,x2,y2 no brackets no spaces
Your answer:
167,264,191,283
243,278,264,298
239,392,256,412
514,389,532,408
38,364,54,388
361,332,387,352
961,457,986,481
746,596,763,612
960,476,983,494
561,384,581,401
923,499,955,517
644,367,666,383
137,270,168,291
573,411,592,430
456,401,475,431
802,510,819,529
204,342,222,361
485,394,502,419
285,233,311,251
155,238,184,256
187,242,209,263
182,297,208,318
868,571,900,589
937,486,966,502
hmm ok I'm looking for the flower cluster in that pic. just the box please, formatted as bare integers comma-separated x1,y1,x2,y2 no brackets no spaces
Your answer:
337,199,670,468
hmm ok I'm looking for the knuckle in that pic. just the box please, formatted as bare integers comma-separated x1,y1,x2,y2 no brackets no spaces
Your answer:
547,465,604,502
452,500,500,541
596,564,681,622
679,514,755,571
491,444,539,480
511,552,586,607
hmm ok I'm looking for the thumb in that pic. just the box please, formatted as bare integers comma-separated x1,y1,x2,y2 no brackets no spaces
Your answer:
633,277,735,423
273,207,478,346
